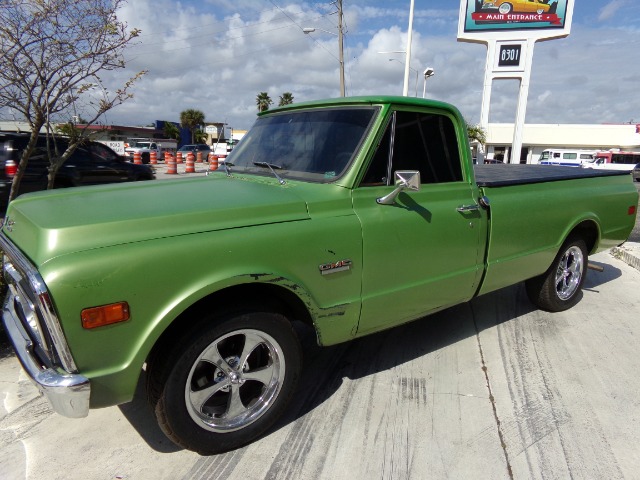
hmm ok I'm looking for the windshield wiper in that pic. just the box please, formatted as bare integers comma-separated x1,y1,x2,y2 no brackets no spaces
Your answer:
223,160,233,177
253,161,286,185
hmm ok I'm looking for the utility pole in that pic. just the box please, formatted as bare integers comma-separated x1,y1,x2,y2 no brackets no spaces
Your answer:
337,0,345,97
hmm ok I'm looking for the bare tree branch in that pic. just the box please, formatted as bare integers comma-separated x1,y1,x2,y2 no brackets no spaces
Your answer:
0,0,145,200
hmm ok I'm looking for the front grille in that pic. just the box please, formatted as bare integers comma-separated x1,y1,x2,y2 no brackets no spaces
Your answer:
1,231,78,373
4,261,57,368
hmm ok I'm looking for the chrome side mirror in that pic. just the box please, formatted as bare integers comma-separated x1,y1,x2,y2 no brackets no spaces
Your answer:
376,170,421,205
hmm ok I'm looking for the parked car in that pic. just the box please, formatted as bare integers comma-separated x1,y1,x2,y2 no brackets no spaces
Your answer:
176,144,211,158
633,163,640,182
0,132,155,213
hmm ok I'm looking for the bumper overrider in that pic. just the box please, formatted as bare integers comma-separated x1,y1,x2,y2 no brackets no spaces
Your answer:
1,231,90,418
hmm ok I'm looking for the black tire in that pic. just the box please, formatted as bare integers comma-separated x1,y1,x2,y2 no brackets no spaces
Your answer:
525,236,588,312
149,310,302,455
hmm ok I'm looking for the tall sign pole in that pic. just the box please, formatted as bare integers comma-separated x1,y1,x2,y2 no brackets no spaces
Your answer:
458,0,574,163
403,0,415,97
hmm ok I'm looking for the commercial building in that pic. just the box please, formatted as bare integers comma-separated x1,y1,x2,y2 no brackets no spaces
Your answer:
481,123,640,163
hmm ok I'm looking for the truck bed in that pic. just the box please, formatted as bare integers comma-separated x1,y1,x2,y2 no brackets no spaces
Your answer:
474,164,629,187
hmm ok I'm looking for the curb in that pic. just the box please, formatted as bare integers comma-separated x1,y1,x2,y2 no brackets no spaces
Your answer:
611,243,640,272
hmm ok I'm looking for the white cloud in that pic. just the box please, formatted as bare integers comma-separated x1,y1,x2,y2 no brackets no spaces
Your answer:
598,0,629,21
538,90,553,103
81,0,640,131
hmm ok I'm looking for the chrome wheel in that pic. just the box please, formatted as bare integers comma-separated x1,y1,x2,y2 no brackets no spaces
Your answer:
555,245,584,301
526,236,588,312
185,329,286,433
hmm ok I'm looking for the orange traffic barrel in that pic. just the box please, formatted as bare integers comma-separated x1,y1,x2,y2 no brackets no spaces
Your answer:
166,154,177,174
209,153,219,171
185,153,195,173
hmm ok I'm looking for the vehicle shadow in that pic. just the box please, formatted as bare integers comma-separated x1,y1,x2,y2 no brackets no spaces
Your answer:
0,323,13,360
583,258,622,291
118,260,622,455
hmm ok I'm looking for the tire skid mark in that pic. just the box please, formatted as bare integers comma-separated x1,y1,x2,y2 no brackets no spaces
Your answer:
264,343,357,480
484,284,627,480
0,392,52,442
183,448,243,480
523,311,625,480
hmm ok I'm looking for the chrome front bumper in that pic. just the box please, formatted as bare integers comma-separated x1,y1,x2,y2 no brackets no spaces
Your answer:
1,229,90,418
3,293,90,418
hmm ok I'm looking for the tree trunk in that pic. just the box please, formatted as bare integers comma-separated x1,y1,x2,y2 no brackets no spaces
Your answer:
8,118,44,203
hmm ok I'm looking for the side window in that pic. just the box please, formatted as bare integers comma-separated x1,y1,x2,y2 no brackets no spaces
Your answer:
362,111,463,186
90,143,118,162
391,111,463,183
70,146,94,164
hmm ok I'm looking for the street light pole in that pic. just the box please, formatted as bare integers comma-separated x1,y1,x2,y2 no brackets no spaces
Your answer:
422,67,435,98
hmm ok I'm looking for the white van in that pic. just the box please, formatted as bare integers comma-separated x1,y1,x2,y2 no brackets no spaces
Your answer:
538,149,597,167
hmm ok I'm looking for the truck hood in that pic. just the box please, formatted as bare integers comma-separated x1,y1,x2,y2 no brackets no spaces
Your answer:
3,175,310,266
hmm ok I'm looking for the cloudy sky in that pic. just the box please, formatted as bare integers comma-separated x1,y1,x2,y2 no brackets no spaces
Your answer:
101,0,639,131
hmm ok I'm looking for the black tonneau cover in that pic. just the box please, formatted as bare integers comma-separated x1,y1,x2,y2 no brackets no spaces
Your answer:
474,164,629,187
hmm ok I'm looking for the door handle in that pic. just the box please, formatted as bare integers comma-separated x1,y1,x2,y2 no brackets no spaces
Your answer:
456,204,480,212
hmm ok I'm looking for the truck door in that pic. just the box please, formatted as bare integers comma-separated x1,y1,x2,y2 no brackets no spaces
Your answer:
352,109,486,335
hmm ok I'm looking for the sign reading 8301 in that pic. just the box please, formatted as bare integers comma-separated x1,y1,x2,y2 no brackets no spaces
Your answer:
498,45,522,67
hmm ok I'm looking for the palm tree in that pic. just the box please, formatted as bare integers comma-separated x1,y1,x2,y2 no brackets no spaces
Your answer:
256,92,273,112
467,122,487,144
279,92,294,107
180,109,206,144
194,129,208,144
163,121,181,143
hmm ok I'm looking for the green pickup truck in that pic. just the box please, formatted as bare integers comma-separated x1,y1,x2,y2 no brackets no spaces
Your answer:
2,96,638,454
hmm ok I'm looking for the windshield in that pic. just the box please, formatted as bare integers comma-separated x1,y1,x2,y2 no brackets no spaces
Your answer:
225,106,378,183
133,142,151,148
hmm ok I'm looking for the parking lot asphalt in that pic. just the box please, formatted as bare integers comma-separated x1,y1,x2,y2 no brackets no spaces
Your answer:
1,166,639,480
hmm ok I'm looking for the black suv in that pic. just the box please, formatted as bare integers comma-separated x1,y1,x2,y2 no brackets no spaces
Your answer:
1,132,155,213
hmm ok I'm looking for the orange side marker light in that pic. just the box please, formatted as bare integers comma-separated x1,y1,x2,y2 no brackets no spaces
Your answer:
81,302,130,329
